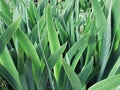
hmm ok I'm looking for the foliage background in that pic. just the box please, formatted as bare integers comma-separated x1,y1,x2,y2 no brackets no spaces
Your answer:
0,0,120,90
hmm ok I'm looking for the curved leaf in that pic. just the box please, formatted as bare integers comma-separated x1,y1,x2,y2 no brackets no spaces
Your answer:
62,60,82,90
88,74,120,90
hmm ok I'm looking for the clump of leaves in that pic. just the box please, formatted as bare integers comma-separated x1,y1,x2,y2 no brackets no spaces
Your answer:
0,0,120,90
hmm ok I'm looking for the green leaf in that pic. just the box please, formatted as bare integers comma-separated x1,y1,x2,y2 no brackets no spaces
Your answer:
15,29,41,85
46,6,60,53
98,0,112,80
91,0,106,27
109,57,120,77
46,6,61,81
91,0,106,39
112,0,120,29
55,19,68,43
29,24,38,44
27,1,36,25
70,12,75,44
62,60,82,90
0,11,12,27
84,20,96,66
65,34,88,64
0,17,21,53
88,74,120,90
63,0,74,22
24,59,35,90
0,64,22,90
71,40,88,70
0,10,41,86
0,47,23,90
112,0,120,51
0,0,13,18
48,43,67,70
78,58,93,85
37,41,55,90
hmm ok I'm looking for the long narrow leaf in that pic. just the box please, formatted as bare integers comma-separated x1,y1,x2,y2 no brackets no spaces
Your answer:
0,17,21,53
109,57,120,77
46,6,61,81
98,0,112,80
88,74,120,90
0,47,22,90
62,60,82,90
0,64,22,90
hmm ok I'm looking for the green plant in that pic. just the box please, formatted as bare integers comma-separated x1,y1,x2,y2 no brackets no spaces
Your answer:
0,0,120,90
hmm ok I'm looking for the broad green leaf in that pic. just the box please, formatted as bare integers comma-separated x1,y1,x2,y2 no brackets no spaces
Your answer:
0,64,22,90
62,60,82,90
0,17,21,53
88,74,120,90
46,6,61,81
109,57,120,77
